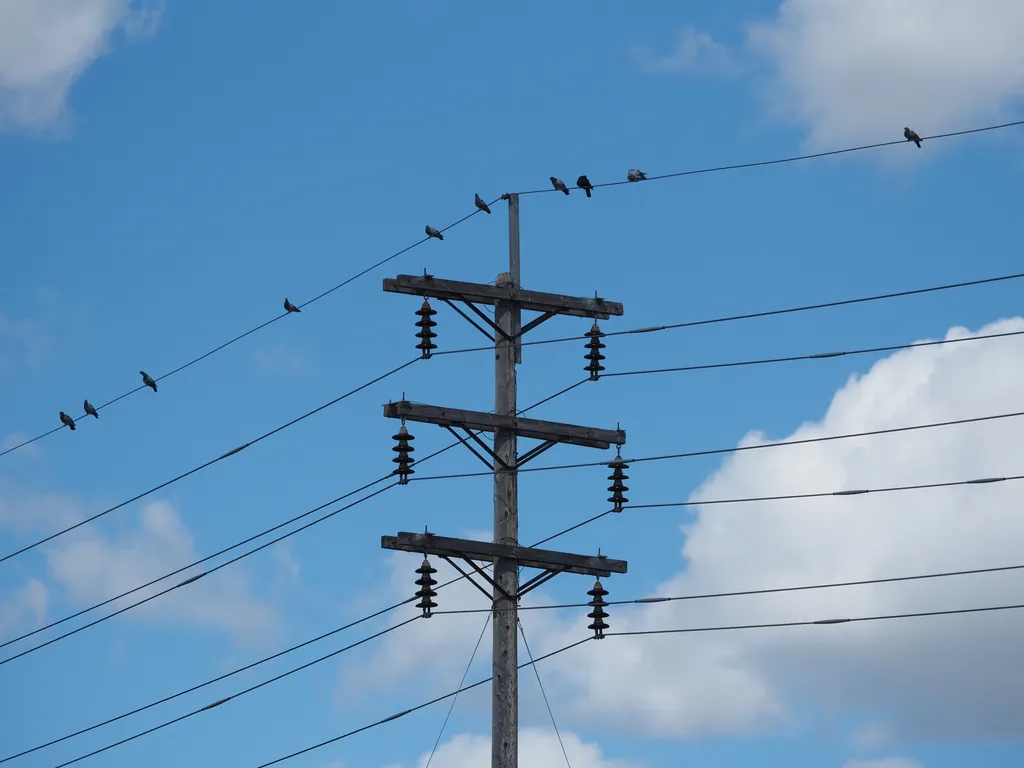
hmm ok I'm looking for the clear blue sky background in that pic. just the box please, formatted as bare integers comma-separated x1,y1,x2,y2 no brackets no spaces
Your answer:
2,2,1023,767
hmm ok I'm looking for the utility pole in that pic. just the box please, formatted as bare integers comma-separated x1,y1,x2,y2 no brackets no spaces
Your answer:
380,194,630,768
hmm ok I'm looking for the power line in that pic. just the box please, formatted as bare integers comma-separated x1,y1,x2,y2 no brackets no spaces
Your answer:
0,201,498,461
52,616,424,768
423,616,490,768
607,601,1024,637
0,379,587,658
0,358,419,565
602,328,1024,380
518,618,572,768
411,408,1024,482
251,638,594,768
432,269,1024,358
0,483,398,668
436,563,1024,616
513,120,1024,197
0,592,416,764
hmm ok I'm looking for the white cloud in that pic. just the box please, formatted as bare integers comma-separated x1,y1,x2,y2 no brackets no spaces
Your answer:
746,0,1024,149
0,0,162,132
401,728,637,768
632,27,742,78
42,499,278,643
359,316,1024,742
0,579,48,639
844,759,921,768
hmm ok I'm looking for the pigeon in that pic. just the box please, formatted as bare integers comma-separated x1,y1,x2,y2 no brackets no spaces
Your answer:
576,175,593,198
60,411,76,431
140,371,158,392
550,176,570,195
284,298,301,313
84,400,99,418
627,169,648,182
474,194,492,214
425,225,444,241
904,127,922,148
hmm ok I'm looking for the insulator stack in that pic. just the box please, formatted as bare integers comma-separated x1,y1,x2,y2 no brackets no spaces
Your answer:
584,322,606,381
415,299,438,358
391,423,416,484
587,580,609,639
414,557,438,617
607,454,629,512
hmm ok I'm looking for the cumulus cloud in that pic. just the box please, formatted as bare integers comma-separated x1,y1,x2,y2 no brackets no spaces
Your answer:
0,579,48,639
632,27,742,78
746,0,1024,149
359,316,1024,742
0,0,163,132
44,499,277,642
399,728,637,768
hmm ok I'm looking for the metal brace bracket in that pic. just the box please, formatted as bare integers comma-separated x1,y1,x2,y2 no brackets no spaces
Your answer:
441,555,515,601
443,425,513,470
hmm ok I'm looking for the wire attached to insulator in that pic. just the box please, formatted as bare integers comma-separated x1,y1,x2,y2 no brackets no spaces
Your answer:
392,421,416,484
584,322,606,381
587,579,609,639
415,557,438,617
606,451,630,512
415,298,438,358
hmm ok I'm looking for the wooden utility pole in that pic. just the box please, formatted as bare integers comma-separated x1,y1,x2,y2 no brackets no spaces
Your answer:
380,194,629,768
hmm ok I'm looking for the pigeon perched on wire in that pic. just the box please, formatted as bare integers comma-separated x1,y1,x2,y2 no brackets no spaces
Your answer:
60,411,76,431
84,400,99,418
904,127,922,148
474,194,492,214
627,169,648,182
576,175,593,198
550,177,570,195
425,225,444,241
140,371,158,393
284,298,301,313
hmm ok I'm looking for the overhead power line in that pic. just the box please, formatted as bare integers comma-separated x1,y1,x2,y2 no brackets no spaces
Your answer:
512,120,1024,197
51,616,425,768
0,483,398,668
608,601,1024,637
412,407,1024,482
433,269,1024,358
0,201,497,461
0,358,419,566
251,592,1024,768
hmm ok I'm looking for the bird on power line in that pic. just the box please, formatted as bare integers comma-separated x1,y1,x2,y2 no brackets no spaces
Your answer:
904,127,922,148
425,225,444,241
550,176,570,195
576,175,593,197
140,371,158,393
84,400,99,419
627,169,647,182
59,412,76,431
474,194,492,214
284,298,301,313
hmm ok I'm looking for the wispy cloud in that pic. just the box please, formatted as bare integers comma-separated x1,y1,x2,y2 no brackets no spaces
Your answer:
632,27,742,78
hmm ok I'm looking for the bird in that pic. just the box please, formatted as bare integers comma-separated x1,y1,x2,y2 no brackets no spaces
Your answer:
474,194,492,214
627,169,648,182
576,175,593,198
84,400,99,418
550,177,570,195
425,225,444,241
904,127,922,148
60,411,76,431
284,298,301,313
140,371,158,392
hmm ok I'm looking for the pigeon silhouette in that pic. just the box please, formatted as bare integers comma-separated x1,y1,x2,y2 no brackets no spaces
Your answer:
550,176,570,195
627,169,648,182
84,400,99,418
284,298,301,313
475,194,492,214
60,411,76,431
425,225,444,241
577,175,593,198
140,371,158,392
904,127,922,148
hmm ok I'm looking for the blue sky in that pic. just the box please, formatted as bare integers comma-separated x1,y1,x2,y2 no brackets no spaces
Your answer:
3,2,1024,767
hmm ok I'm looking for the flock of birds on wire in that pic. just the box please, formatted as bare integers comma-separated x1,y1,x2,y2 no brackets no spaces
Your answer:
54,126,928,434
